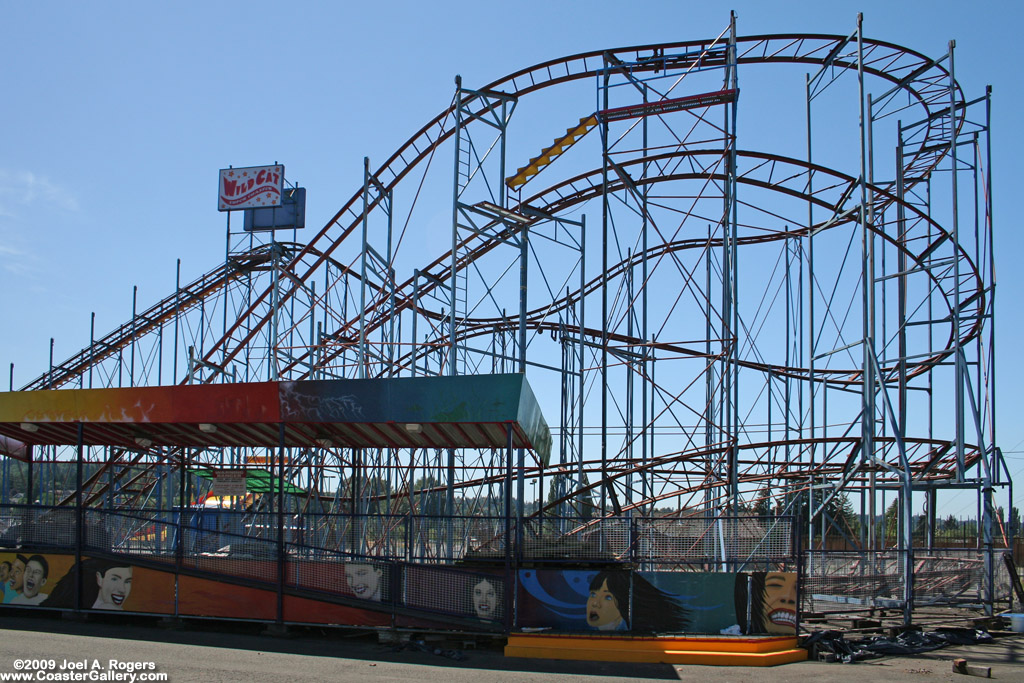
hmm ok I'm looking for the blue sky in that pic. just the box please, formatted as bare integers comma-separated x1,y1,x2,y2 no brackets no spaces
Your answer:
1,1,1021,516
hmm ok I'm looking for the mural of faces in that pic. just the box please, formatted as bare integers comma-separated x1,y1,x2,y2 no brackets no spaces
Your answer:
472,578,498,620
9,555,26,594
21,557,48,600
93,565,132,610
587,578,625,631
344,563,382,602
760,572,797,634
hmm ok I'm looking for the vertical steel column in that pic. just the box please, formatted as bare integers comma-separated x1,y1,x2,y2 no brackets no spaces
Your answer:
625,257,634,512
858,15,879,553
173,259,181,384
504,422,514,632
75,423,84,612
385,192,396,374
722,12,740,515
222,204,231,376
805,72,818,553
411,274,421,377
88,313,95,389
176,444,185,618
359,157,372,380
948,42,966,480
894,123,908,553
276,423,286,625
446,447,455,561
448,76,464,377
579,216,587,519
516,169,529,533
641,83,650,517
985,85,995,471
705,222,714,514
269,244,281,381
600,66,610,517
130,285,137,387
985,88,998,610
26,445,33,509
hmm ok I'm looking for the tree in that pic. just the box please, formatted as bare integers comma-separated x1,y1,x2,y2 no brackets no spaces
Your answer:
569,473,598,520
748,485,773,517
884,498,900,545
791,488,859,537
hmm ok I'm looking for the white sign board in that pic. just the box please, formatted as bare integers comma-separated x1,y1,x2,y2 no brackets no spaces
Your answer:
213,469,247,497
218,164,284,211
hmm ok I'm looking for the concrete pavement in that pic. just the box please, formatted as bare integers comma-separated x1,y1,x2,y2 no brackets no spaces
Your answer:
0,612,1020,682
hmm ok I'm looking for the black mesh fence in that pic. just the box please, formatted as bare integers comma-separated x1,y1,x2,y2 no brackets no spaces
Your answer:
802,548,1007,614
0,505,76,550
30,504,1022,629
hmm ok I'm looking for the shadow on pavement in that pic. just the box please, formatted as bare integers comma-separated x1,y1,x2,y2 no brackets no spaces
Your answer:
0,611,682,680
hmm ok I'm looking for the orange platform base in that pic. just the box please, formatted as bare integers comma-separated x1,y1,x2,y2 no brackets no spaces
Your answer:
504,633,807,666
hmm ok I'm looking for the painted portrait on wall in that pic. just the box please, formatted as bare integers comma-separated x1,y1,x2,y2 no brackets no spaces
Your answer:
41,558,136,610
402,565,503,622
744,571,797,634
13,555,175,614
343,562,384,602
1,553,73,606
517,569,691,633
470,575,501,622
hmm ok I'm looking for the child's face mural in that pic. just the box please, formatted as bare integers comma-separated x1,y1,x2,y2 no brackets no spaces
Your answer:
587,579,623,630
762,572,797,634
344,563,381,600
473,579,497,620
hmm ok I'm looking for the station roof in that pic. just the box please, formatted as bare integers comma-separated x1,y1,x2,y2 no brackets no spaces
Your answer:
0,373,551,463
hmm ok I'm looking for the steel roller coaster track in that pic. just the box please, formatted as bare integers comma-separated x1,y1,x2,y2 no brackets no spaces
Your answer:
25,25,997,549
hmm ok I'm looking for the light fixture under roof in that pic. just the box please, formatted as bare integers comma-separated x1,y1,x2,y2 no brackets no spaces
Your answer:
404,423,422,433
134,436,153,448
198,423,218,434
19,423,39,433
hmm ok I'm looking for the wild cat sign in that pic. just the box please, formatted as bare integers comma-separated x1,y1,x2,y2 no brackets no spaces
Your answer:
218,164,284,211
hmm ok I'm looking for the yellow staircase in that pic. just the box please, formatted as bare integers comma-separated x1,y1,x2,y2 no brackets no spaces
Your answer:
505,633,807,667
506,115,598,191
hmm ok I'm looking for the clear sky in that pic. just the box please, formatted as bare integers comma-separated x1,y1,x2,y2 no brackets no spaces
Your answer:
1,1,1021,516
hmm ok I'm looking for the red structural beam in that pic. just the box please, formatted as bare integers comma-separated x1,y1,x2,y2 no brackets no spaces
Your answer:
599,88,738,122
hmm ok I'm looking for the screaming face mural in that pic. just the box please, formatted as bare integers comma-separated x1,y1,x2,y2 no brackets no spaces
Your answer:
93,564,133,610
586,575,625,630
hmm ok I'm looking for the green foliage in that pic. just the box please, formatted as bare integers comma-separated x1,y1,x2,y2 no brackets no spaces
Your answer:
746,485,773,517
785,488,860,537
884,498,899,544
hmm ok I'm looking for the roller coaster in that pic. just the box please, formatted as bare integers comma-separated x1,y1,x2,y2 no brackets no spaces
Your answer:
0,15,1007,621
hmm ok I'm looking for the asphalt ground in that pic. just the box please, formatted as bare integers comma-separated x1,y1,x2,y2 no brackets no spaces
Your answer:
0,611,1020,682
